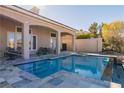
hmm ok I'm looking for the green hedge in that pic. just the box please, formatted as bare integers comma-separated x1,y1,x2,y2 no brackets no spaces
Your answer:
76,33,96,39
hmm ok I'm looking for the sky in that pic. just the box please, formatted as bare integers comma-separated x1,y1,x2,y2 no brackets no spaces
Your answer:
20,5,124,31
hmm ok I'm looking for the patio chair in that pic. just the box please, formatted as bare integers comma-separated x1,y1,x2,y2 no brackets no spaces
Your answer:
36,47,46,56
36,47,55,56
4,47,22,60
47,48,54,54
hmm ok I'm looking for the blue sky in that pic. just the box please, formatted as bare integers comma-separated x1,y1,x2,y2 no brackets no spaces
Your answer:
20,5,124,31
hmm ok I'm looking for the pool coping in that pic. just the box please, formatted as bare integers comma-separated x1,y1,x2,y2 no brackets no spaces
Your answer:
13,52,115,66
11,52,122,88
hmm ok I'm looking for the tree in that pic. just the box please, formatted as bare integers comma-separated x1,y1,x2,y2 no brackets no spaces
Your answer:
98,23,104,38
102,21,124,52
88,22,99,37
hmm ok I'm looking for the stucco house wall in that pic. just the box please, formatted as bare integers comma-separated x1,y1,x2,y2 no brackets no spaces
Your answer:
61,35,73,51
31,27,52,48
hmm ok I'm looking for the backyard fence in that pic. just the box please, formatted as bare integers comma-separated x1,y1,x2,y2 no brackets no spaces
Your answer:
75,38,102,52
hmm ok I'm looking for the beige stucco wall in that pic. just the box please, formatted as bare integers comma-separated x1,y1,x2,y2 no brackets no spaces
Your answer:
30,26,57,54
75,38,102,52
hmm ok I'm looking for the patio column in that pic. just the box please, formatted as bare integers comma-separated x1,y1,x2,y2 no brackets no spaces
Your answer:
72,33,76,52
23,22,30,59
56,31,61,55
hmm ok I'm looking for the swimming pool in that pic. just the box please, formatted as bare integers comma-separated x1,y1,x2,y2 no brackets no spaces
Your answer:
16,55,109,80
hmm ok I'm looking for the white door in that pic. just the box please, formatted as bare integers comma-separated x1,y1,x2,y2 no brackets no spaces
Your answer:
50,37,56,50
31,35,37,51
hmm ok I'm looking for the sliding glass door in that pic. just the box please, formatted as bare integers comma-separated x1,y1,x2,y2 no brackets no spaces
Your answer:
7,27,22,50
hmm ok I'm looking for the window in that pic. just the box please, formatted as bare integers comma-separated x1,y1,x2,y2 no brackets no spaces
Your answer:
16,27,22,49
51,33,56,37
29,29,32,50
50,33,56,50
7,27,22,49
17,27,22,32
29,29,32,34
7,32,15,48
29,29,37,51
33,36,36,50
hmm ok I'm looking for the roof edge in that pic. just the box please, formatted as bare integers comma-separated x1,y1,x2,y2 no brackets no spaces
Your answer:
9,5,79,32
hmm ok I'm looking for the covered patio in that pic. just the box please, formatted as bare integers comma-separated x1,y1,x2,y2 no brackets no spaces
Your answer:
0,5,76,59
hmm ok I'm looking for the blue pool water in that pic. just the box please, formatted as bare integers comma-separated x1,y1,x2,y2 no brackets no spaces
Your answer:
17,55,109,80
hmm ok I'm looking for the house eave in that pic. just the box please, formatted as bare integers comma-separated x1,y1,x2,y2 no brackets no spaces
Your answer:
0,5,78,32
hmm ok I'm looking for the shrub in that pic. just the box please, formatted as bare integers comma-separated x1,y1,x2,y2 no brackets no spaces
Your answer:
76,33,96,39
76,34,90,39
90,34,97,38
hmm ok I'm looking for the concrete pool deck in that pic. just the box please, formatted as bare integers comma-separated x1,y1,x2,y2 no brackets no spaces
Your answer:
0,64,121,88
0,52,122,88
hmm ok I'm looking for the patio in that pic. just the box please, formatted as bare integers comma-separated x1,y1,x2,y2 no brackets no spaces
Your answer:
0,52,121,88
0,6,76,60
0,65,121,88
